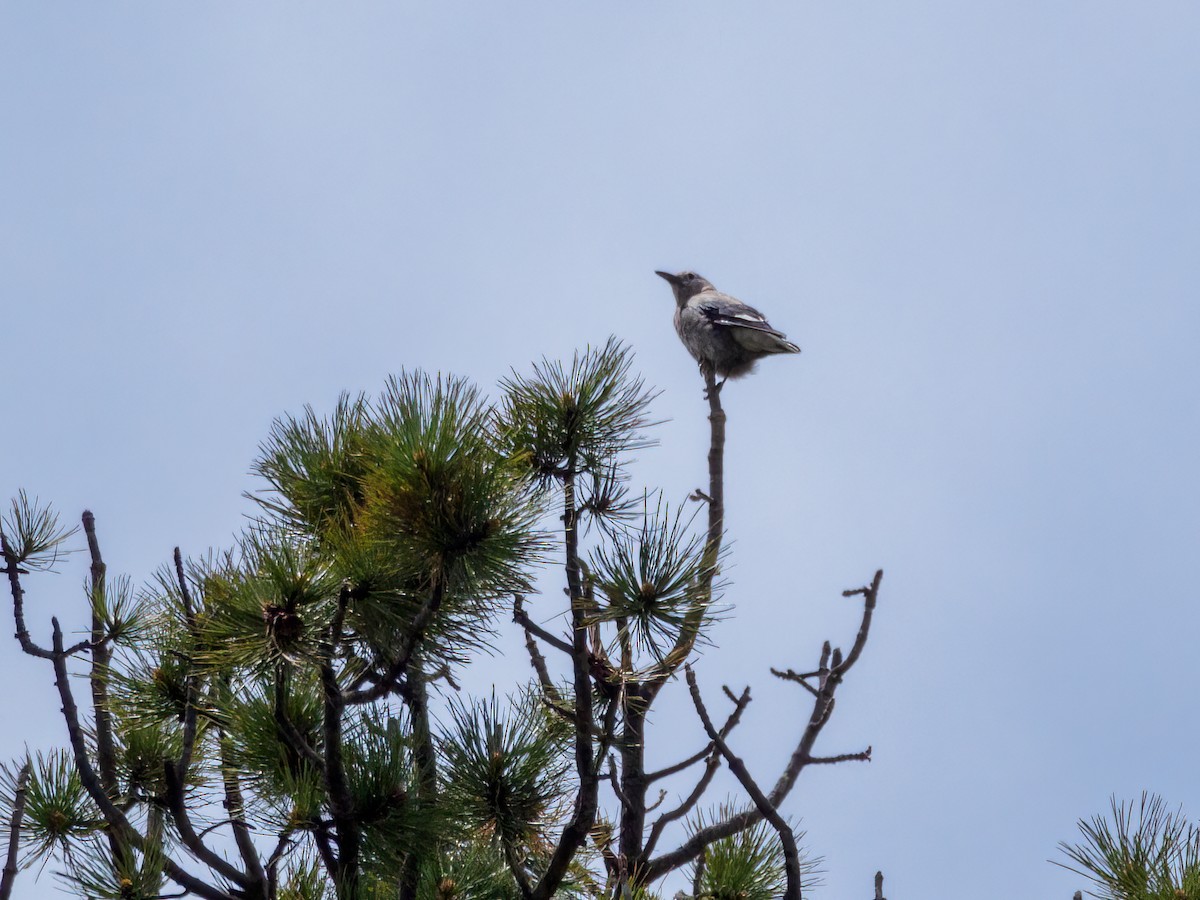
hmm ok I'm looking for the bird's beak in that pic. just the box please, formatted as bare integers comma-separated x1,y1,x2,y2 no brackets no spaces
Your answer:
654,270,681,286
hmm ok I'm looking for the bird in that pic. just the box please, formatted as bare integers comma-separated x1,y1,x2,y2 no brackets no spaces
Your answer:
655,270,801,381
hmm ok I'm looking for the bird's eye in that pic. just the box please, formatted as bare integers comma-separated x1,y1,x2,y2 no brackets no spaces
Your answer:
682,273,694,282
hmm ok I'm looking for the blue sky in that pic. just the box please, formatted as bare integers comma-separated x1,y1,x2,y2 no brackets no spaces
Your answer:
3,3,1198,897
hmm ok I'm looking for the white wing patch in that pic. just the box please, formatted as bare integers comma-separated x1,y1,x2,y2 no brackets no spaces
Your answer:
726,310,766,323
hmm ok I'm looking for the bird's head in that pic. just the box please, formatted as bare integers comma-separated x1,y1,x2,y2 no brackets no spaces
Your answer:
655,270,713,305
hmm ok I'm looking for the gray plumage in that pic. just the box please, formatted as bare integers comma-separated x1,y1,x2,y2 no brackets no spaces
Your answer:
655,270,801,379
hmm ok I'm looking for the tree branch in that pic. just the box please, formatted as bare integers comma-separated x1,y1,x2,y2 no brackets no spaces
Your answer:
48,619,235,900
513,594,574,657
163,763,249,888
80,512,135,878
173,548,205,782
217,729,268,889
343,581,442,706
646,685,750,784
320,587,359,899
643,686,751,859
530,465,601,900
0,761,29,900
833,570,882,678
503,841,535,900
645,573,883,881
607,755,634,813
399,659,438,900
274,669,325,770
643,369,725,696
686,667,804,900
265,827,296,898
1,534,53,660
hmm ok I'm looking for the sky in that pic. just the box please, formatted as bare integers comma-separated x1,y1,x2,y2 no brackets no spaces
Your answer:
2,3,1199,898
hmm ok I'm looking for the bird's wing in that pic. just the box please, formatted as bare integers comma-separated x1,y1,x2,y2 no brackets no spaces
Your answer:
693,293,787,337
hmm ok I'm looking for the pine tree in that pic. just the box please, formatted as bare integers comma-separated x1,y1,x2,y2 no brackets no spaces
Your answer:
1,339,882,899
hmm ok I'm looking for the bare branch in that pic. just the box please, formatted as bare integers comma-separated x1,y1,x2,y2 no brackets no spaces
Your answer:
513,594,573,657
173,547,196,623
163,763,249,887
647,686,751,786
644,686,752,858
646,790,668,814
646,745,713,785
82,512,120,821
522,626,561,700
607,755,634,813
218,731,268,887
807,748,872,765
686,666,804,900
0,761,29,900
503,841,535,900
834,570,882,678
265,827,297,898
646,574,883,881
644,369,725,696
1,534,53,659
643,752,719,862
770,667,821,698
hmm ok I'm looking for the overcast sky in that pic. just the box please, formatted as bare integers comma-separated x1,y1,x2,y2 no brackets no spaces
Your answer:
3,4,1199,898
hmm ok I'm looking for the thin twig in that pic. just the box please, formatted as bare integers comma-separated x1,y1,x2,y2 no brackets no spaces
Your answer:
834,570,882,678
692,848,706,899
643,686,752,859
503,841,535,900
273,670,325,770
644,369,725,696
686,667,803,900
770,667,821,698
645,573,883,881
513,595,574,656
806,748,872,765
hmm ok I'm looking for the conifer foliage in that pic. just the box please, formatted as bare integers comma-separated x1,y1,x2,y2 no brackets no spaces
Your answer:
1,339,882,899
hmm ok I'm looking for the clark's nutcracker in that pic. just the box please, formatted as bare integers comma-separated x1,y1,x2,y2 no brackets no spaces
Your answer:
655,270,801,380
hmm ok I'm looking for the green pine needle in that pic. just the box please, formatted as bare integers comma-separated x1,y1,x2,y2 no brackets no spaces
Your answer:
687,804,821,900
1057,793,1200,900
16,750,102,862
440,691,572,852
498,337,660,484
1,491,78,572
588,496,722,660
